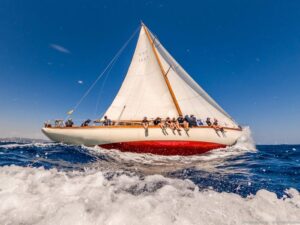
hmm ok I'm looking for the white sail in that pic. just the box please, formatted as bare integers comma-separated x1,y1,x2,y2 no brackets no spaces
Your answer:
104,26,178,120
104,25,238,127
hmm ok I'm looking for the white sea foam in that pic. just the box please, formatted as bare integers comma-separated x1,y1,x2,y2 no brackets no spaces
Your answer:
0,166,299,225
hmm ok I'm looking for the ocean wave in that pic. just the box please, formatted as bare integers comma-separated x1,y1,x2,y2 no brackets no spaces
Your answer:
0,165,299,225
0,127,257,175
0,142,67,150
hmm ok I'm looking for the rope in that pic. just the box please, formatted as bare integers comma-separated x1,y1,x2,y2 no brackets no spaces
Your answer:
65,26,140,120
93,56,116,117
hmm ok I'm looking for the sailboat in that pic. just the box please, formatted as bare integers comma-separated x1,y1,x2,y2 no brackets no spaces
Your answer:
42,23,243,156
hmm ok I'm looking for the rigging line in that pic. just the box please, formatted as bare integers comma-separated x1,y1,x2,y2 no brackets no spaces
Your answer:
65,26,140,120
94,56,117,118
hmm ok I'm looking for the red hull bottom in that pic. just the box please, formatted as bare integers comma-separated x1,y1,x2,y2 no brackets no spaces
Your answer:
99,141,226,156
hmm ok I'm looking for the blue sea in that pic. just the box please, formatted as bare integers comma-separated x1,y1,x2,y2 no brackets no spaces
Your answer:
0,132,299,224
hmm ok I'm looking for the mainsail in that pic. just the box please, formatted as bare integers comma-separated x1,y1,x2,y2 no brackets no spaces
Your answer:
104,24,237,127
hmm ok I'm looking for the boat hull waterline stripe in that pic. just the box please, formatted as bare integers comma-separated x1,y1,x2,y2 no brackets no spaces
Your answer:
100,140,226,156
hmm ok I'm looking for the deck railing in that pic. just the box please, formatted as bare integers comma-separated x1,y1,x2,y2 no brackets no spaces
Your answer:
43,119,241,130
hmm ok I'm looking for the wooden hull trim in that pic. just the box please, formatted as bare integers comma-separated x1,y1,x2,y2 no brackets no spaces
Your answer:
45,125,242,131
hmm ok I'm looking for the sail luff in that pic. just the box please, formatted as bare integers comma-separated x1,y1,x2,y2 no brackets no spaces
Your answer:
142,24,183,116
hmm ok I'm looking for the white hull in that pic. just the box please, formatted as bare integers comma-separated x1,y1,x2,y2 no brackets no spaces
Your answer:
42,126,242,155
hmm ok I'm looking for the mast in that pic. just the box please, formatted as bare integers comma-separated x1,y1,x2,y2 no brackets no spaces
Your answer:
142,23,183,116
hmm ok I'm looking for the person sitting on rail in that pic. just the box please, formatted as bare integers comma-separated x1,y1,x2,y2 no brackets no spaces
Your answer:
142,117,149,130
212,118,218,128
184,115,193,126
81,119,91,127
103,115,112,126
65,119,74,127
183,115,190,131
190,115,198,127
154,117,163,128
153,117,161,126
197,119,204,126
212,118,224,132
169,118,175,130
177,116,184,125
44,121,52,128
55,120,64,127
206,117,212,126
165,117,172,128
154,117,167,131
171,117,181,131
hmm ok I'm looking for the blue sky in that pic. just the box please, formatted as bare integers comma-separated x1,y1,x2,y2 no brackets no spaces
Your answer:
0,0,299,144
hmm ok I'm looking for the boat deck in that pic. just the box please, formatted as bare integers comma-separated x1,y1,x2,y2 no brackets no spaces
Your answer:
45,125,242,131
